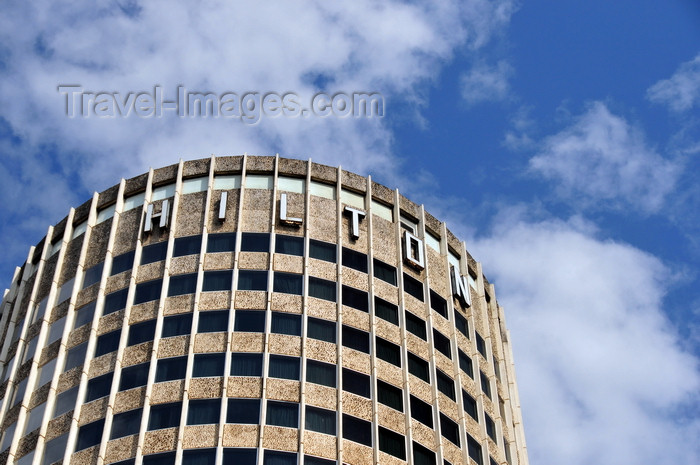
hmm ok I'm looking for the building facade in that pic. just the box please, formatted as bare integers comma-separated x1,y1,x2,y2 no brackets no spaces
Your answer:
0,155,528,465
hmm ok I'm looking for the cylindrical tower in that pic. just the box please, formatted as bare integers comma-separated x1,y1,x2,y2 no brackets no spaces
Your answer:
0,155,528,465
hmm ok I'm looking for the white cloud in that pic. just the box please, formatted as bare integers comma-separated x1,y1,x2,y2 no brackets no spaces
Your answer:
647,54,700,112
529,102,680,213
471,212,700,465
460,60,512,105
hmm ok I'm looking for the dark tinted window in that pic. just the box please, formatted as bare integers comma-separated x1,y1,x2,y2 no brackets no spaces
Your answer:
271,312,301,336
183,449,215,465
306,360,336,388
167,273,196,297
83,262,104,287
230,353,263,376
342,325,369,353
207,232,236,253
468,434,483,465
376,337,401,367
144,402,182,430
266,401,298,428
455,311,468,337
309,239,336,263
307,317,335,343
377,380,403,412
275,235,303,256
304,456,335,465
135,278,163,304
263,451,296,465
187,399,221,425
342,414,372,446
485,413,496,441
76,418,104,450
480,371,492,399
436,370,455,401
240,232,269,252
223,449,257,464
308,277,336,302
305,406,335,435
143,452,175,465
476,332,487,358
162,313,192,337
458,350,473,378
234,310,265,332
407,352,430,383
430,290,448,319
403,273,424,301
104,288,128,315
95,329,120,357
440,413,460,446
273,272,303,295
202,270,232,292
198,310,229,333
141,241,167,265
463,390,478,421
110,408,142,439
342,247,367,273
433,329,451,359
74,301,96,328
238,270,268,291
227,399,260,424
379,427,406,460
173,235,201,257
193,353,225,377
413,441,436,465
342,285,368,312
342,368,370,398
268,355,299,380
120,363,149,391
373,259,397,285
410,395,433,427
155,356,187,382
86,373,112,402
128,319,156,346
374,297,398,325
405,311,426,340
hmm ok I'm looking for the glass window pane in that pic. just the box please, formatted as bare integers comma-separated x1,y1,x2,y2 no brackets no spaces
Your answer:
342,368,370,398
271,312,301,336
268,355,299,380
207,232,236,253
42,433,67,465
226,399,260,424
408,352,430,383
413,441,437,465
306,360,335,388
246,174,273,189
379,427,406,460
167,273,196,297
123,192,145,212
162,313,192,337
305,406,335,435
240,232,269,252
342,285,368,312
214,175,241,190
76,418,104,450
237,270,268,291
263,450,296,465
374,297,398,325
135,279,163,304
120,363,150,391
173,235,202,257
155,356,187,382
182,177,208,194
308,277,336,302
459,350,473,378
373,259,396,285
278,176,305,193
342,247,367,273
440,414,460,446
86,373,113,402
53,386,78,417
234,310,265,333
376,338,401,367
202,270,232,292
64,342,87,371
230,353,263,376
104,288,129,315
403,273,424,301
141,241,168,265
307,317,335,343
410,395,433,428
433,329,451,359
273,272,302,295
198,310,229,333
95,329,121,357
309,181,335,200
111,251,135,276
152,183,175,201
128,319,156,346
463,390,478,421
342,414,371,446
405,311,426,340
455,311,468,338
275,235,303,256
74,301,96,329
223,448,257,464
148,402,181,430
193,353,225,377
430,290,448,319
187,399,221,425
309,240,336,263
143,452,176,465
342,325,369,353
377,380,403,412
436,370,455,401
83,262,104,288
266,401,298,428
183,448,215,465
110,409,142,439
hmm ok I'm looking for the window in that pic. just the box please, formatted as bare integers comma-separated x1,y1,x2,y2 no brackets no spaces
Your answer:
306,360,336,388
85,373,112,402
436,370,455,401
410,395,433,428
74,301,96,328
430,290,448,319
485,413,497,442
433,329,451,359
308,277,336,302
379,427,406,460
42,434,68,465
373,259,397,285
269,355,300,380
148,402,181,430
104,288,128,315
135,278,163,304
155,356,187,382
198,310,229,333
440,414,460,446
468,434,483,465
187,398,221,425
273,272,303,295
342,247,367,273
462,390,478,421
224,449,257,464
76,419,104,450
490,457,499,465
207,232,236,253
374,297,398,325
266,401,298,428
141,241,168,265
227,399,260,424
110,408,142,439
342,414,372,446
403,273,424,301
413,441,436,465
168,273,197,297
240,232,269,252
304,456,335,465
480,371,492,399
53,386,78,417
476,332,487,358
455,311,468,338
162,313,192,337
230,353,263,376
193,353,225,377
270,312,301,336
64,342,87,371
305,406,335,435
275,235,303,256
458,350,473,378
307,317,335,343
173,235,201,257
111,251,134,276
376,338,401,367
309,239,336,263
202,270,232,291
83,262,103,288
237,270,268,291
95,329,120,357
120,363,149,391
342,285,368,312
183,448,215,465
342,325,369,353
143,452,176,465
342,368,370,398
407,352,430,383
405,312,426,340
377,380,403,412
128,319,156,346
263,451,296,465
234,310,265,332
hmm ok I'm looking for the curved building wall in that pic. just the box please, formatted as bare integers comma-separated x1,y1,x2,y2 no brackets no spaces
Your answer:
0,155,528,465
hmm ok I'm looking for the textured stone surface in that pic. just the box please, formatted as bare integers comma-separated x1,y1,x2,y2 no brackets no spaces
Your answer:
158,335,189,358
342,440,373,465
79,397,109,425
114,386,146,413
303,431,337,460
268,334,301,357
262,425,298,451
151,380,185,404
193,332,227,352
304,340,337,365
342,392,372,421
270,293,302,313
104,434,139,463
230,333,265,352
222,424,259,447
304,383,337,410
142,428,179,455
203,252,235,271
182,424,219,448
189,377,224,399
266,378,300,402
234,291,266,310
226,377,263,398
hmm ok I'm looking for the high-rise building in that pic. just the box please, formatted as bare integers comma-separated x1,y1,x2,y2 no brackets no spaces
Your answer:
0,155,528,465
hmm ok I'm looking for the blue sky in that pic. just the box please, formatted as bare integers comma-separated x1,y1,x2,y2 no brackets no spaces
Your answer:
0,1,698,464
